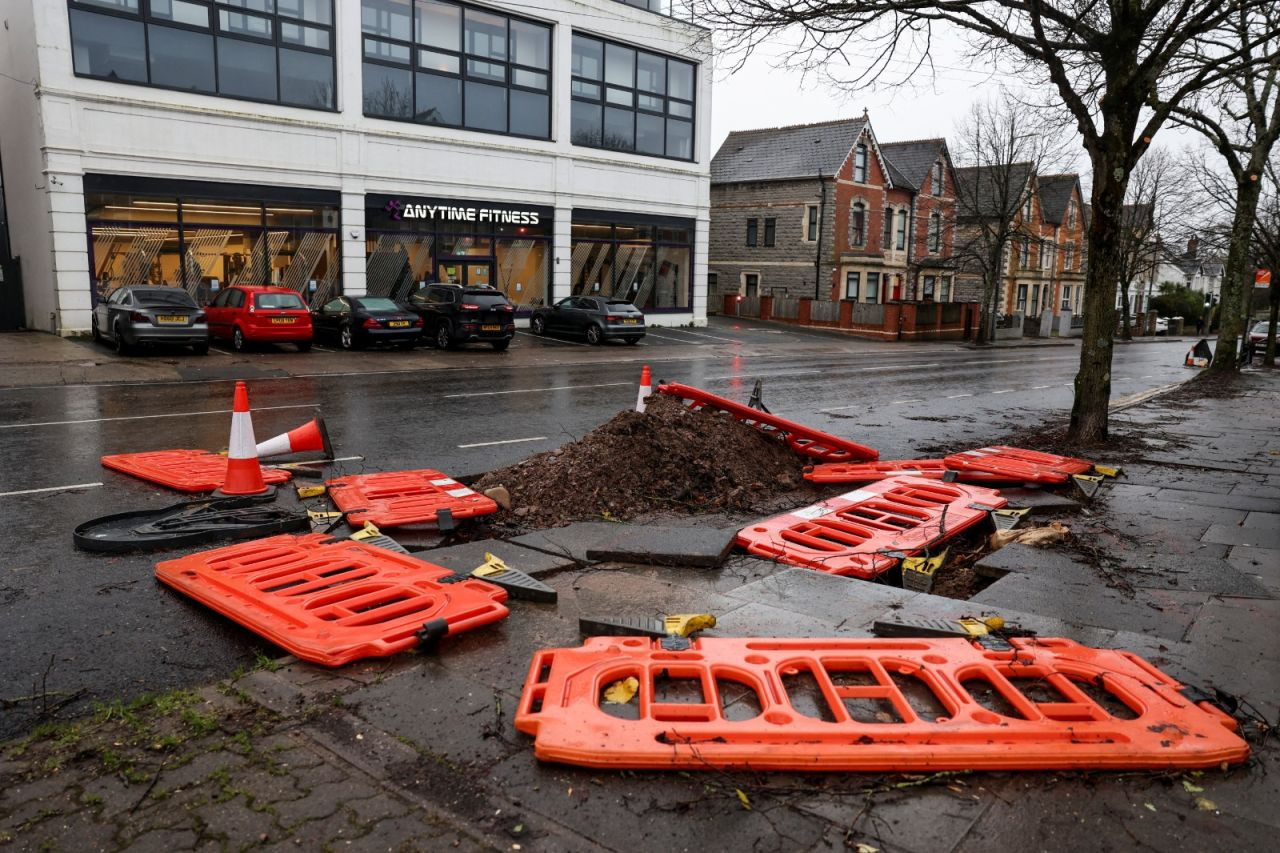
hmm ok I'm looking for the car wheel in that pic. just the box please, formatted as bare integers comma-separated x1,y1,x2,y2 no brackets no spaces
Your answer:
113,323,131,355
192,343,209,356
91,316,102,344
436,323,455,350
586,324,603,346
491,338,511,352
530,315,546,335
296,341,312,353
340,325,355,350
232,327,247,352
624,336,641,346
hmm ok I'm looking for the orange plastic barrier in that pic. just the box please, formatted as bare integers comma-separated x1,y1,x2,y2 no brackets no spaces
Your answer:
155,533,508,666
656,382,878,463
736,476,1005,578
102,449,292,493
805,460,1005,484
944,445,1093,484
515,636,1249,771
326,469,498,527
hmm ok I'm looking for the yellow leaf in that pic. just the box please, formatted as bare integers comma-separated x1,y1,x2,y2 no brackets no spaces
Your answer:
1195,797,1218,812
735,788,751,810
1182,780,1204,794
602,677,639,705
855,844,880,853
1144,803,1157,812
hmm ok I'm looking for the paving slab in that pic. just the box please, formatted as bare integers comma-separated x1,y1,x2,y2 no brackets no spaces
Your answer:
1156,487,1280,513
1203,522,1280,550
1122,463,1260,495
724,568,917,628
992,486,1083,513
1244,511,1280,529
793,787,990,853
415,538,576,577
1226,545,1280,595
508,521,632,563
583,524,737,568
1102,496,1248,527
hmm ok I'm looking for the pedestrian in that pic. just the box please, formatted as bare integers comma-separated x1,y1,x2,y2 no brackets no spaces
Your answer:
1195,316,1204,336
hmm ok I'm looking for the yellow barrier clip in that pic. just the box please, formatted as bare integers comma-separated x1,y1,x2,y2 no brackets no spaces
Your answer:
296,485,327,499
349,521,382,541
1072,474,1104,499
1093,465,1123,478
307,509,344,522
902,549,948,592
663,614,717,638
471,552,510,578
991,507,1031,530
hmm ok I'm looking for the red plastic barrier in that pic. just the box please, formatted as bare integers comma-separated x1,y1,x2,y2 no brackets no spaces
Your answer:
515,636,1248,771
656,382,878,463
155,533,508,666
736,476,1006,578
326,469,498,527
804,460,1008,484
102,449,292,493
944,445,1093,484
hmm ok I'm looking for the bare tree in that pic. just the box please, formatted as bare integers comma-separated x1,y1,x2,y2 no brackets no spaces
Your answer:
694,0,1280,442
1114,148,1181,339
950,95,1072,344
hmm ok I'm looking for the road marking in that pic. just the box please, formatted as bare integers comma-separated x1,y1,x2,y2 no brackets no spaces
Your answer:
444,381,630,398
991,389,1015,394
891,399,924,405
1114,377,1131,381
0,482,103,498
946,393,974,399
516,330,589,347
658,327,744,343
643,331,712,344
1031,385,1053,390
210,347,235,356
1140,374,1154,379
458,436,547,448
0,403,316,430
312,345,338,353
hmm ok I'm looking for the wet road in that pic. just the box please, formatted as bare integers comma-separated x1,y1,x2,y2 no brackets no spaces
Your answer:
0,319,1190,736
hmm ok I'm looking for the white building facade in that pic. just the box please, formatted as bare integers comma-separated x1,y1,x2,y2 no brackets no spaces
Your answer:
0,0,712,336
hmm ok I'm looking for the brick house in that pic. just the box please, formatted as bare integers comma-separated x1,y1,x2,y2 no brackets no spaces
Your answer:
708,117,959,309
1038,175,1087,318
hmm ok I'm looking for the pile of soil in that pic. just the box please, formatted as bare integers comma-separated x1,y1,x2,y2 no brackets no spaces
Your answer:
472,394,816,529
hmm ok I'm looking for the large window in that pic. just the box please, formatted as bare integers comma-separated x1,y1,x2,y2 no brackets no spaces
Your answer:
850,202,866,247
745,218,757,247
570,34,695,161
361,0,551,139
68,1,335,109
895,209,907,251
854,144,868,183
571,214,693,311
845,271,859,300
928,211,941,253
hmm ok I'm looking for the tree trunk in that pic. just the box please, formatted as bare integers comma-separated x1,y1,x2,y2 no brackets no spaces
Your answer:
1210,177,1264,372
1266,276,1278,367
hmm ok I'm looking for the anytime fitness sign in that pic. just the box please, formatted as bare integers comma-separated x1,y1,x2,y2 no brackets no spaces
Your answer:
384,199,540,225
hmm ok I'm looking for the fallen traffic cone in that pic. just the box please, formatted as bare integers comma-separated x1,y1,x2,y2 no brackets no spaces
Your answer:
635,365,653,413
256,416,334,460
215,381,271,496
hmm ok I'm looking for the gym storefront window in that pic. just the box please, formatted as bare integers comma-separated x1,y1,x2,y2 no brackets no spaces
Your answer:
570,212,692,311
361,0,551,140
67,1,336,109
84,175,339,307
364,195,552,312
570,34,695,160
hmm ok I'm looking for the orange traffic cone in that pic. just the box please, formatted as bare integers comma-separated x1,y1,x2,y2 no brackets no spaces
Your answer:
635,365,652,413
256,416,334,460
216,381,270,496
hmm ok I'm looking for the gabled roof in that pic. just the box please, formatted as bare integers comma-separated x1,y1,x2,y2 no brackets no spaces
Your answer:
954,163,1036,219
1038,174,1081,225
1122,203,1154,229
879,139,946,191
711,118,869,183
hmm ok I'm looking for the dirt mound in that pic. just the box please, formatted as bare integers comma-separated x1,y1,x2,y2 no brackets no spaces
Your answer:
472,394,814,529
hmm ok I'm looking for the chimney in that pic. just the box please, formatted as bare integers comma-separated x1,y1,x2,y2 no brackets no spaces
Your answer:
1187,236,1198,258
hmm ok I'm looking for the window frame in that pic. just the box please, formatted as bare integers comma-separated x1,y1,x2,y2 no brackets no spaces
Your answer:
882,205,893,249
894,209,907,251
66,0,337,111
804,204,818,242
360,0,553,141
865,271,880,304
763,217,776,247
745,217,757,247
932,160,944,195
569,31,696,162
853,143,868,183
1019,236,1031,268
844,270,860,300
849,201,866,248
927,211,941,253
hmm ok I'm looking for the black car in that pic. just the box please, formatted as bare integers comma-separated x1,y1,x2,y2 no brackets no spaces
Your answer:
91,285,209,355
529,296,645,345
404,285,515,351
312,296,422,350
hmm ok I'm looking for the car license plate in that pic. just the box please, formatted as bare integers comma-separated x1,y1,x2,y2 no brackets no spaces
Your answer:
271,317,295,325
157,315,187,324
622,318,639,325
482,324,501,331
388,320,410,328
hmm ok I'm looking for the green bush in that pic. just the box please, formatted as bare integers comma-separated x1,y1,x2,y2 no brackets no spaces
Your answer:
1149,283,1206,320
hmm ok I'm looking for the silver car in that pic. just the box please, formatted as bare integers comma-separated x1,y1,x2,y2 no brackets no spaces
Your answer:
92,286,209,355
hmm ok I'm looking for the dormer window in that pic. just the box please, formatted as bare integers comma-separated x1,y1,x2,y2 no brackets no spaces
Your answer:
854,143,868,183
932,160,944,195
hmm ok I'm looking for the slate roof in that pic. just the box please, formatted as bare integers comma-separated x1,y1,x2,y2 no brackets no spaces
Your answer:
953,163,1036,219
879,139,945,191
1038,174,1081,225
711,118,869,183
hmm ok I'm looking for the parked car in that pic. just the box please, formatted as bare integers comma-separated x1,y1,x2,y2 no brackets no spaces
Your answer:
404,284,515,351
1248,320,1271,358
204,286,313,352
92,286,209,355
1154,317,1169,335
529,296,645,345
312,296,422,350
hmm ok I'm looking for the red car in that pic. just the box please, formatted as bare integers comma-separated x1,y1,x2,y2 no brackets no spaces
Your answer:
204,286,313,352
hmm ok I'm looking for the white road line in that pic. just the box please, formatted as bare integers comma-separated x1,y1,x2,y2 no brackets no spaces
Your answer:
991,389,1015,394
312,345,338,353
1114,377,1131,381
0,482,103,498
209,347,235,356
657,328,744,343
444,381,630,398
1031,385,1053,390
1140,374,1154,379
515,330,589,347
0,403,317,430
643,331,712,344
946,393,974,399
891,399,924,405
458,436,547,449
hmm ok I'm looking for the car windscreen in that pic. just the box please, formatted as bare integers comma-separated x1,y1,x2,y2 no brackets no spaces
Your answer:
133,289,196,308
606,300,637,308
463,293,510,307
1254,322,1270,334
356,298,401,312
254,292,306,309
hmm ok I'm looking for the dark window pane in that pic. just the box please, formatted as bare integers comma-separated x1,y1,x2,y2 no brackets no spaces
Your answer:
464,80,506,131
636,52,665,93
70,10,148,83
666,118,692,159
219,11,273,39
362,61,412,117
466,58,505,82
79,0,139,10
416,0,459,51
279,48,333,108
571,35,602,79
668,99,692,119
668,60,694,100
148,25,215,92
605,43,634,87
512,68,546,90
464,9,505,60
365,38,410,63
281,22,330,50
638,93,662,112
603,106,634,150
415,72,461,124
151,0,210,27
605,87,632,107
571,79,599,99
362,0,412,39
636,112,664,155
418,49,459,74
217,36,277,100
221,0,274,11
278,0,331,25
571,100,601,146
509,89,548,138
509,20,549,69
